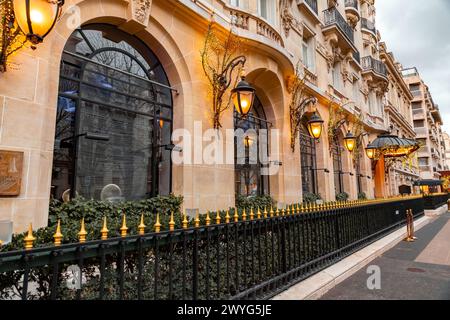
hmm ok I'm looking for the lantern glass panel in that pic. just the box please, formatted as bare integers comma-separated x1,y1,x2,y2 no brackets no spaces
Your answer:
14,0,59,40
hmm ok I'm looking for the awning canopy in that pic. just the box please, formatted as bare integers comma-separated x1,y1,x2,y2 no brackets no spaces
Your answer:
413,179,443,186
370,134,420,158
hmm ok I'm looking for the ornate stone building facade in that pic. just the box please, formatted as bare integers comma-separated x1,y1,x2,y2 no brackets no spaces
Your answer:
401,67,445,185
0,0,443,232
379,43,419,195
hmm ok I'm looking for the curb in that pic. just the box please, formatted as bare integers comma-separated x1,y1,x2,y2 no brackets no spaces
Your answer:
272,215,433,300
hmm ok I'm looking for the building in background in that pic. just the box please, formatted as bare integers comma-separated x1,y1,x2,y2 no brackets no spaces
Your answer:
402,67,446,192
379,43,419,195
442,132,450,170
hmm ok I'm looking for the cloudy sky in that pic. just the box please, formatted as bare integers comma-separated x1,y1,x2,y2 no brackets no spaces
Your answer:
376,0,450,133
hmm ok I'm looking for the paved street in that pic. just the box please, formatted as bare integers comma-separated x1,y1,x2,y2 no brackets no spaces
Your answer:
321,212,450,300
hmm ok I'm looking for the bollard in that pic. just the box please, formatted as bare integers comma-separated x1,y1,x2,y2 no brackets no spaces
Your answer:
410,209,417,240
404,209,415,242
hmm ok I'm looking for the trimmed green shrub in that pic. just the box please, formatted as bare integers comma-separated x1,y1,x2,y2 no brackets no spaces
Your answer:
336,192,349,202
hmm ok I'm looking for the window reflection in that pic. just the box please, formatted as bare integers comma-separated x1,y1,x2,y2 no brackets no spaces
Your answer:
52,24,172,201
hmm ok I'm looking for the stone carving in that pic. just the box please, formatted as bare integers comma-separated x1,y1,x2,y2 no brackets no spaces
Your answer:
323,33,346,71
130,0,152,26
281,0,303,38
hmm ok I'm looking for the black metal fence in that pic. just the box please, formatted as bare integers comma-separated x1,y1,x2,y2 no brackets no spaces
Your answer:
423,193,449,210
304,0,318,15
0,196,433,300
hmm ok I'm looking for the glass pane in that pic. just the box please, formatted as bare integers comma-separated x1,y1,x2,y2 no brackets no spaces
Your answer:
75,101,153,200
53,25,173,201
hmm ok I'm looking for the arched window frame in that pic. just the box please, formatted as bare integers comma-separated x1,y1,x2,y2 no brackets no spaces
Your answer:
234,96,270,197
52,24,173,201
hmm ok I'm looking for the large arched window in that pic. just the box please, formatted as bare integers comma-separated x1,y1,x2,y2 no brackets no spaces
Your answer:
300,125,317,194
332,137,344,195
234,97,270,197
52,24,173,201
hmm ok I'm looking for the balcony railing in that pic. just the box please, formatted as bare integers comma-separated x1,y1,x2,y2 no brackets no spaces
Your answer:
353,50,361,64
411,90,422,97
323,7,354,43
361,56,387,78
304,0,318,15
345,0,358,10
361,18,376,35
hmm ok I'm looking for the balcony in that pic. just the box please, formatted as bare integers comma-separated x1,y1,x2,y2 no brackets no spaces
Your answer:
344,0,360,28
322,7,356,53
415,127,428,137
361,18,377,36
361,56,388,85
228,7,283,48
413,109,425,120
297,0,318,15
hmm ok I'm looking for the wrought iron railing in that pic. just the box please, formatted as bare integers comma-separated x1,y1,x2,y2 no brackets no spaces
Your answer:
304,0,318,15
361,18,376,35
423,193,449,210
362,56,387,78
353,50,361,64
345,0,358,10
0,197,428,300
323,7,354,44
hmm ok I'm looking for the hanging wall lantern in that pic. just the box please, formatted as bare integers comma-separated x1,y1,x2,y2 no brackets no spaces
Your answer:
232,75,256,117
13,0,64,44
343,131,356,152
365,142,377,160
307,113,324,140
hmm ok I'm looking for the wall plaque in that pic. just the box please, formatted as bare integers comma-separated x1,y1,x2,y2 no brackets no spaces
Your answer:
0,151,24,196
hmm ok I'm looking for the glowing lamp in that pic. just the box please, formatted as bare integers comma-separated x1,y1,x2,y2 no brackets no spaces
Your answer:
365,142,377,160
13,0,64,44
232,76,255,117
343,131,356,152
307,113,324,140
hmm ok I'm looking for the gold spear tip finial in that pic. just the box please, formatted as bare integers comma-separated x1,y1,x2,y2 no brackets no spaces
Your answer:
53,219,63,246
195,210,200,227
169,211,175,231
138,213,146,235
216,210,221,224
24,223,36,250
234,207,239,222
205,211,211,226
225,209,231,223
155,212,162,232
182,209,189,229
78,218,87,243
120,214,128,237
101,216,109,240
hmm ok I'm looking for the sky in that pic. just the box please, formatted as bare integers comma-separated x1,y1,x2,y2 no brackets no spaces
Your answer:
376,0,450,134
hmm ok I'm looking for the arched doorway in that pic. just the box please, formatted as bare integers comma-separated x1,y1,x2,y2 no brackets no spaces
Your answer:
51,24,173,201
234,96,270,197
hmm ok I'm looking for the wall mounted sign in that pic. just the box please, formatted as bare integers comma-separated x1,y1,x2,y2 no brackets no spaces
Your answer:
0,150,24,196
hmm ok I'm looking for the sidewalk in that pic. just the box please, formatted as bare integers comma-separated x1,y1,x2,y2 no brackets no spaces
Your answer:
321,211,450,300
